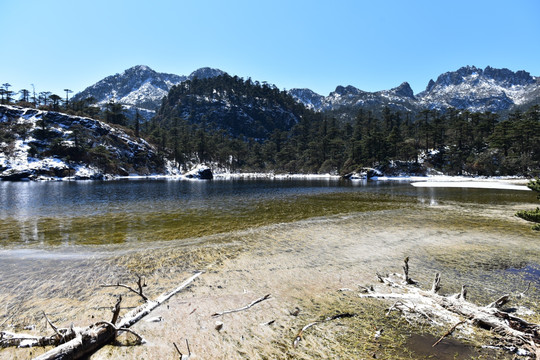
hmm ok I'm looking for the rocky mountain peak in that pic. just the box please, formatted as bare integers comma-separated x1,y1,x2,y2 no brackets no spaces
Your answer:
72,66,226,119
124,65,155,75
425,79,436,92
483,66,534,86
430,65,535,91
288,88,325,111
433,65,482,87
390,82,415,99
334,85,362,96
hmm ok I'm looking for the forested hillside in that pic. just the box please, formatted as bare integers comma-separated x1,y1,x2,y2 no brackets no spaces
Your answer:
145,76,540,176
0,105,169,180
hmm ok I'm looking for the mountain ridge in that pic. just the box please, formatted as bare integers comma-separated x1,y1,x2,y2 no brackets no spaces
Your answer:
73,65,540,120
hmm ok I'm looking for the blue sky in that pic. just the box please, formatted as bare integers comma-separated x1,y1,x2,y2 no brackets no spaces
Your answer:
1,0,539,98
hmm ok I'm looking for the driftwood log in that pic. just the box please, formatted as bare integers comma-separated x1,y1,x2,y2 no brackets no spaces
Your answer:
360,259,540,357
1,272,202,360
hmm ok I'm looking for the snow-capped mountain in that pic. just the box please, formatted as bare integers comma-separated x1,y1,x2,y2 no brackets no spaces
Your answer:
289,82,419,116
72,65,225,118
287,88,325,111
74,65,539,123
289,66,540,116
417,65,539,112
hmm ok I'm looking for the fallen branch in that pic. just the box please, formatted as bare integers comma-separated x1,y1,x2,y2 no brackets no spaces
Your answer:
432,320,467,347
111,296,122,325
293,313,356,348
101,275,148,302
173,338,192,359
358,261,540,355
30,271,202,360
0,329,70,348
212,294,271,317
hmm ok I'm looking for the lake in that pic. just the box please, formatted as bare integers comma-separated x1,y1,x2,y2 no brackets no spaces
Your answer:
1,178,539,359
0,178,535,248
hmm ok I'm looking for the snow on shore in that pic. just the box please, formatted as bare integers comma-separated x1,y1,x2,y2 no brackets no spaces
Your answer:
213,172,341,180
410,180,531,191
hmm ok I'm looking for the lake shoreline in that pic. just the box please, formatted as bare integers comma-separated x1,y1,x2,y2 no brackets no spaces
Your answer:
0,179,538,359
4,171,532,190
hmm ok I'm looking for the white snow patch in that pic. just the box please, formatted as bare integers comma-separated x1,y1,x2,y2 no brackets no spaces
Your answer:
411,181,530,191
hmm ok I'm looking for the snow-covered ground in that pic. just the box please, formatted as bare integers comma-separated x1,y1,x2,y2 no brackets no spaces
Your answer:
410,179,530,191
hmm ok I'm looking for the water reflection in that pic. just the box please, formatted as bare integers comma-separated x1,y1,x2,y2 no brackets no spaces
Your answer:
0,179,536,248
416,187,439,206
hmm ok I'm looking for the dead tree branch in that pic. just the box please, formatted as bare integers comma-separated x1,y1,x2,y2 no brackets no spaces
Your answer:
212,294,271,317
359,262,540,354
293,313,356,348
29,271,202,360
101,275,148,302
432,320,467,347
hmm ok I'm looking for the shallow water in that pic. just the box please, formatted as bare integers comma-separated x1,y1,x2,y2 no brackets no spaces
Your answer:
0,178,536,248
0,179,539,359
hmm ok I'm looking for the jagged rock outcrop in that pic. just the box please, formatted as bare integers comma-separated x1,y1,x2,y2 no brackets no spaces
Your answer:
416,65,539,112
289,66,539,117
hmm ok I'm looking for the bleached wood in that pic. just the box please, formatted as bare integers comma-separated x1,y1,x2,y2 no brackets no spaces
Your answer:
359,271,540,351
211,293,271,317
32,271,202,360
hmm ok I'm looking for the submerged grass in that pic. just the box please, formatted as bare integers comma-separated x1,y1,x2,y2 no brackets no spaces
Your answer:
252,292,510,360
0,191,410,246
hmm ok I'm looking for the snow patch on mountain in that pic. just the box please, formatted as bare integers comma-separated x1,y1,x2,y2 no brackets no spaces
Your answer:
0,105,177,180
290,66,539,115
416,65,538,112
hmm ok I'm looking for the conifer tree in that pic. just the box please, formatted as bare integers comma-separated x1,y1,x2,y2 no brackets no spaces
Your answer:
516,178,540,231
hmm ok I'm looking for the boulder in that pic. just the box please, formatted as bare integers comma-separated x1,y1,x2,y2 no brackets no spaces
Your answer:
0,169,33,181
185,165,213,180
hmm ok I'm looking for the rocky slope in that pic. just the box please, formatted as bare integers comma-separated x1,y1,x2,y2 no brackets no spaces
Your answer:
417,65,540,112
0,105,175,180
72,65,224,119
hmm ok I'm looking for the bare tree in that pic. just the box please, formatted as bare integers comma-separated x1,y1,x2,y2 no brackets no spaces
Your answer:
31,84,37,106
64,88,73,108
19,89,30,103
2,83,12,103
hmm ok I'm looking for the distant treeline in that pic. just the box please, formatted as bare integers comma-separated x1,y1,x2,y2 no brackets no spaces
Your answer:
150,104,540,176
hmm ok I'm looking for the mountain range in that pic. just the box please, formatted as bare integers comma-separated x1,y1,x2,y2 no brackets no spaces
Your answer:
73,65,540,120
72,66,225,119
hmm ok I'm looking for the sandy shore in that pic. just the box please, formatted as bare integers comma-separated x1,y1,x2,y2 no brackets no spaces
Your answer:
1,198,539,359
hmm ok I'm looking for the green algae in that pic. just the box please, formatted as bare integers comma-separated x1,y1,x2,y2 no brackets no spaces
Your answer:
0,191,410,247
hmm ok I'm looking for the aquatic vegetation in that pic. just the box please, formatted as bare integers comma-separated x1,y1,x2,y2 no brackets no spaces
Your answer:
0,191,410,247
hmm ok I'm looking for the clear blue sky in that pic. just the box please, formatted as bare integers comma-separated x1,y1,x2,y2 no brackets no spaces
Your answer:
1,0,539,98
